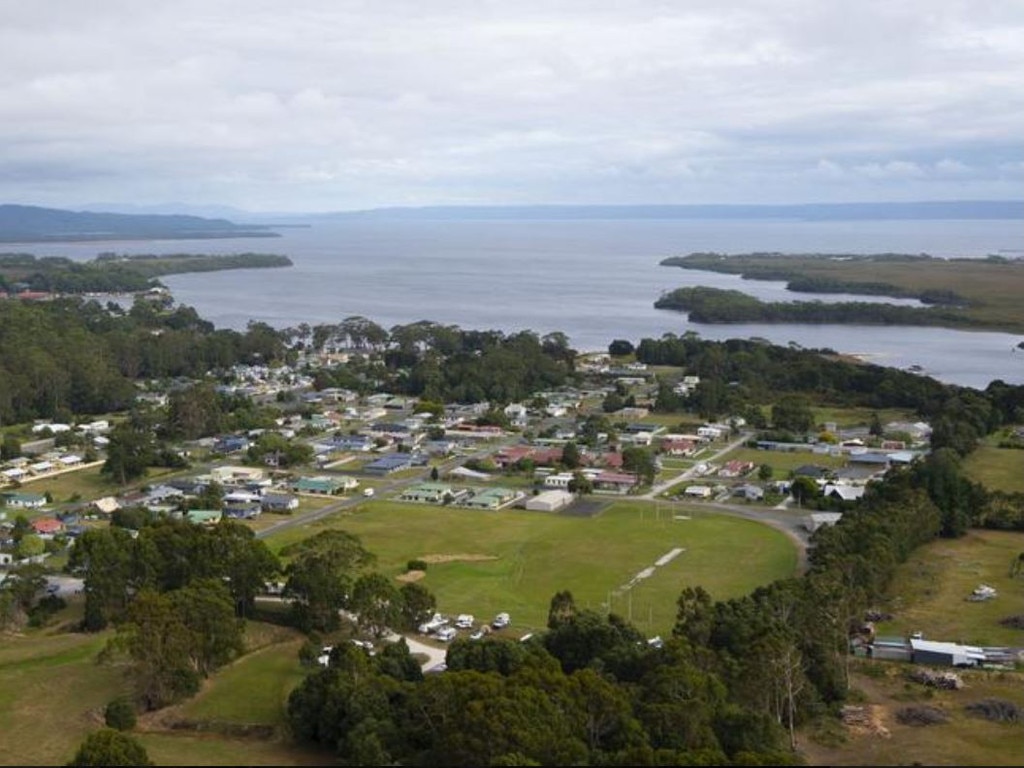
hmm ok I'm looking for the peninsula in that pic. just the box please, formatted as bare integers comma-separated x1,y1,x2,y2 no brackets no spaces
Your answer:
0,252,293,295
659,252,1024,334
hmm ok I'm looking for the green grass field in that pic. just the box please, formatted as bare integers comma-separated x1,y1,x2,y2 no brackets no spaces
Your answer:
0,625,129,766
875,529,1024,647
717,446,848,475
799,659,1024,767
963,435,1024,493
265,501,799,637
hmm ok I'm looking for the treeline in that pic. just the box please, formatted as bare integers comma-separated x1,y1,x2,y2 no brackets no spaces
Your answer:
654,287,982,328
0,297,288,424
303,317,576,404
784,276,966,306
635,333,1024,530
284,467,952,766
0,251,292,294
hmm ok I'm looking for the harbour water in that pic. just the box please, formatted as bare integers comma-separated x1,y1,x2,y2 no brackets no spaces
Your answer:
27,216,1024,389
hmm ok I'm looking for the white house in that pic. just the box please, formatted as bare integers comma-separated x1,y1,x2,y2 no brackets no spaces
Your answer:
543,472,574,489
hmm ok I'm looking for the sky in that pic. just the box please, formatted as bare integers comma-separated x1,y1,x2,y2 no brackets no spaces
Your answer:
1,0,1022,213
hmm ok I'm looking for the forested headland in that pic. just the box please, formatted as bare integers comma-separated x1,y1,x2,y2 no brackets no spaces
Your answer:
659,252,1024,333
0,252,292,295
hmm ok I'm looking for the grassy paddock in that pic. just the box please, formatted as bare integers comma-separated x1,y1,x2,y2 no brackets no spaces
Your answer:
963,437,1024,493
179,637,307,726
136,733,331,766
798,660,1024,767
265,501,798,637
876,529,1024,647
0,628,128,766
718,446,848,474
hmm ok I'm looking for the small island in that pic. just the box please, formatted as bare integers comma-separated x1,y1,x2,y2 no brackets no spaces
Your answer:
659,252,1024,333
0,252,293,296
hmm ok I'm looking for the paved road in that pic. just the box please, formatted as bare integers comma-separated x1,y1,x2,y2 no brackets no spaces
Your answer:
641,431,753,500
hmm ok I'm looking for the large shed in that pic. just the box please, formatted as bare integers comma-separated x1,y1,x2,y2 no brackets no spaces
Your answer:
525,490,574,512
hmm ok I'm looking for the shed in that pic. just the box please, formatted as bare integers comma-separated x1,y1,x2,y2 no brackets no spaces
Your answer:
910,639,986,668
524,490,574,512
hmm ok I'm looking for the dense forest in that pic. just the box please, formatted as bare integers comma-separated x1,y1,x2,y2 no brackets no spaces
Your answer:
0,252,292,295
654,286,985,328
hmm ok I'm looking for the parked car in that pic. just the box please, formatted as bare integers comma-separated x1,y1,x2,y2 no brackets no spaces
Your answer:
435,627,457,642
455,613,474,629
492,612,511,629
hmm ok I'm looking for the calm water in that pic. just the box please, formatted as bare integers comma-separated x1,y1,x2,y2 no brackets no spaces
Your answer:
25,217,1024,389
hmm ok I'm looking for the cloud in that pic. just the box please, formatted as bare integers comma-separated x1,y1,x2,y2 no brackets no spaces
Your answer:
0,0,1021,210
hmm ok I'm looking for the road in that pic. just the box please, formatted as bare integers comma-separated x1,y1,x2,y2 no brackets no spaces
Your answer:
641,431,753,500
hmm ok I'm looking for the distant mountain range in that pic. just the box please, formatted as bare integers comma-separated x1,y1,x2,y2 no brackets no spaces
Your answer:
0,204,280,243
2,201,1021,242
319,200,1024,221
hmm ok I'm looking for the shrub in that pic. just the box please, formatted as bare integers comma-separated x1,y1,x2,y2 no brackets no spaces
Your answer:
965,698,1021,723
407,559,427,572
104,697,137,731
895,705,949,726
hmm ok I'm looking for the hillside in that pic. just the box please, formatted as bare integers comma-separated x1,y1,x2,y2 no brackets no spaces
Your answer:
0,204,280,242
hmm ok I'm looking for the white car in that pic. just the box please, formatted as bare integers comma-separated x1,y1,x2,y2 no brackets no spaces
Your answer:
455,614,474,629
492,612,511,629
435,627,458,642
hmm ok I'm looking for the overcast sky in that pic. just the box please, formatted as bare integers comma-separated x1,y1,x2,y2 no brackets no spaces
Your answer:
1,0,1022,212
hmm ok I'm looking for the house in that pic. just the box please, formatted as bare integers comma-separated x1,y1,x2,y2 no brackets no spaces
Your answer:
682,485,712,498
823,484,866,502
697,426,724,440
92,497,120,515
58,454,83,467
31,517,63,536
592,472,637,494
330,434,375,452
185,509,222,526
660,438,697,457
803,512,843,532
291,476,356,495
0,491,47,508
210,466,264,485
732,484,765,501
261,493,300,513
214,435,250,454
718,460,755,478
543,472,574,489
223,502,262,520
525,490,574,512
461,487,520,509
364,453,422,475
400,482,455,504
223,489,262,505
793,464,829,479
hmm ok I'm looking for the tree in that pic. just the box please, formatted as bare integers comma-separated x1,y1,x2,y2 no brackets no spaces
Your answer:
789,476,819,506
608,339,635,357
758,463,774,482
350,572,402,639
69,527,138,631
101,420,154,485
622,446,657,486
104,697,137,731
398,582,436,632
771,395,814,434
66,729,153,767
109,589,200,710
16,533,45,559
169,579,245,676
1,433,21,460
561,440,582,470
283,530,375,633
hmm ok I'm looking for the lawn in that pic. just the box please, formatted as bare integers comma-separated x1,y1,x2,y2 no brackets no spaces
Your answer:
717,446,848,475
875,529,1024,647
135,733,332,767
264,501,799,637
